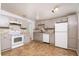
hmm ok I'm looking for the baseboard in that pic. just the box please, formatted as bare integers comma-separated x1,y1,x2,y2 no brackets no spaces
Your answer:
68,48,78,56
54,47,78,55
76,50,79,56
1,48,11,52
43,42,50,44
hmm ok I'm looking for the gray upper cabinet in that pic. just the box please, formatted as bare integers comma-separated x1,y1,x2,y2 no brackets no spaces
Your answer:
0,15,9,27
36,20,54,28
10,17,21,25
45,20,54,28
68,14,78,49
10,17,27,29
21,19,27,29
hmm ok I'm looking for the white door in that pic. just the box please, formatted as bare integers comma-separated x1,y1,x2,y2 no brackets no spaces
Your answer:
55,22,68,48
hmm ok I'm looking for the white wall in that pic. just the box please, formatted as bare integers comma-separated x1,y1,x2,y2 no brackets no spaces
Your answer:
78,13,79,50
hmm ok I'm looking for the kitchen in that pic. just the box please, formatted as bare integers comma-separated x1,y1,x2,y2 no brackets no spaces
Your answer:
0,3,79,56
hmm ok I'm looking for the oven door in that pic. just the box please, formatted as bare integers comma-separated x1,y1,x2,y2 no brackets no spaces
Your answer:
12,35,24,45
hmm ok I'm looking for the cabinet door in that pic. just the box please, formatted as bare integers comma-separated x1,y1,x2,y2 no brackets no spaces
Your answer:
21,20,27,28
1,31,11,51
0,15,9,27
45,20,54,28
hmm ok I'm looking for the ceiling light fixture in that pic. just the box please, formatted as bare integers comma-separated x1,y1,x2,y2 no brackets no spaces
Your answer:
52,7,59,13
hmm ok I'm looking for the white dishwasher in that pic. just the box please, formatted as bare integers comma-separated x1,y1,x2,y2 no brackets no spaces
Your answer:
43,34,49,43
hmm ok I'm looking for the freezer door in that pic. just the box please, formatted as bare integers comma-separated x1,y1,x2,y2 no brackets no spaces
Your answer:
55,22,68,32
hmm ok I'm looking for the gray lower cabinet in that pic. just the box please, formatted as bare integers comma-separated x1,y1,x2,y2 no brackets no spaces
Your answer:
33,32,50,43
1,32,11,51
33,32,43,42
49,32,55,45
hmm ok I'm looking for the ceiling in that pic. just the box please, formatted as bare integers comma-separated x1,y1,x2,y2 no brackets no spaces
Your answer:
1,3,79,20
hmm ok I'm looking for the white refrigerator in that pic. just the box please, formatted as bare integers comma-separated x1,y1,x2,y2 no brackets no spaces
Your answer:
55,22,68,48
